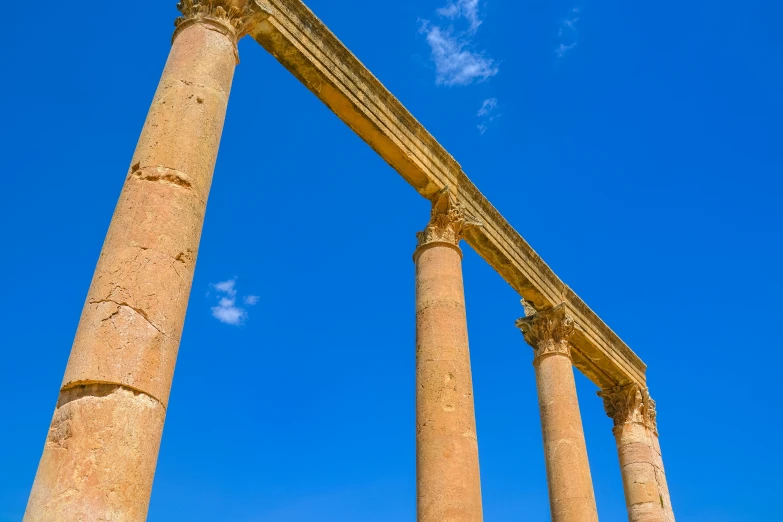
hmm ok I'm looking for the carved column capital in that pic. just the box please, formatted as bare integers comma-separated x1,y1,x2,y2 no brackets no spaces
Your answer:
598,384,658,434
174,0,270,48
515,303,575,360
416,187,482,249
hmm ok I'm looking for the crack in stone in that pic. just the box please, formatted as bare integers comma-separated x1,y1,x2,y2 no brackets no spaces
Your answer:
130,163,192,190
101,308,121,323
127,244,194,268
89,298,164,336
127,245,194,269
653,469,667,510
57,381,165,411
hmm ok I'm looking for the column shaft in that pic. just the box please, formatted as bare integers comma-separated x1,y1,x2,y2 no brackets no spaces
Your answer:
25,17,240,522
600,385,675,522
535,353,599,522
415,189,483,522
517,304,599,522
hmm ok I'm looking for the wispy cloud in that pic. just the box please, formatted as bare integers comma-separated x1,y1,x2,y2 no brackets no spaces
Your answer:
477,97,498,117
420,23,498,86
419,1,498,86
477,97,501,134
437,0,482,33
556,7,580,58
213,280,237,297
209,279,258,326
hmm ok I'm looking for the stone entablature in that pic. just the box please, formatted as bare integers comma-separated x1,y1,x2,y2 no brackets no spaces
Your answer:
24,2,675,521
248,0,646,388
598,383,658,434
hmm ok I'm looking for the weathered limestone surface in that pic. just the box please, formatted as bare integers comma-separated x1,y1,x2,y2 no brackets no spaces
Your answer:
25,386,165,522
23,0,672,519
247,0,646,389
415,189,483,522
599,385,675,522
517,304,599,522
24,2,267,519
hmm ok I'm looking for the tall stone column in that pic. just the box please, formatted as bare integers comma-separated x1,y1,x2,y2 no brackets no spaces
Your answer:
516,304,599,522
415,188,483,522
24,2,266,521
598,384,675,522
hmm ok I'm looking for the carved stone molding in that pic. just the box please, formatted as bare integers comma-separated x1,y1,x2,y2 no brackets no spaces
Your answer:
598,384,658,434
174,0,270,46
515,303,575,360
416,187,482,248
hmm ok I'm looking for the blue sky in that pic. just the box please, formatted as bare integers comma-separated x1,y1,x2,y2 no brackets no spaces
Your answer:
1,0,781,520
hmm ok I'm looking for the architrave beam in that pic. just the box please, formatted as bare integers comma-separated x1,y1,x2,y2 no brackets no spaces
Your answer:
248,0,646,388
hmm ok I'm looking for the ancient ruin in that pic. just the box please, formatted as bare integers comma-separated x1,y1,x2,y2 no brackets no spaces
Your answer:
23,1,675,521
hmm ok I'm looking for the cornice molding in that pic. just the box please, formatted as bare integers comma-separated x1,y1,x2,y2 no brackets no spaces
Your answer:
248,0,649,388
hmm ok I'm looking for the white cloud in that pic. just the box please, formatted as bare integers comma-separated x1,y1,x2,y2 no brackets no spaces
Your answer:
556,8,580,58
212,298,246,326
419,1,498,86
212,279,237,297
477,97,498,117
477,98,501,134
420,22,498,86
555,43,577,58
437,0,482,33
210,279,257,326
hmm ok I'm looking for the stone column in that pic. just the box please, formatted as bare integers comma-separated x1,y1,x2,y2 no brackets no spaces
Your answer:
516,304,599,522
24,2,266,521
598,385,675,522
415,188,483,522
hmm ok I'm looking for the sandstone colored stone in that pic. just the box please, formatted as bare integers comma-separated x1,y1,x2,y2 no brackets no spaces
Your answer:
23,1,680,519
24,3,263,518
60,17,240,408
599,385,676,522
415,189,483,522
250,0,647,389
25,386,165,522
517,305,599,522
